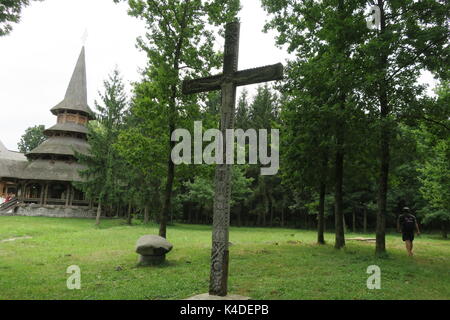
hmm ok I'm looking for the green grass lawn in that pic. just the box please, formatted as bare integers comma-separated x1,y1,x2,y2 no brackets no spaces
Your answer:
0,216,448,300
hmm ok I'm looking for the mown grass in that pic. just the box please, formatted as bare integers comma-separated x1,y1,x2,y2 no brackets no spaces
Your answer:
0,216,448,300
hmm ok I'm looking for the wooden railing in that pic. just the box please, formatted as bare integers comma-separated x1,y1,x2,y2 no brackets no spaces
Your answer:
23,198,40,204
0,198,19,212
71,200,90,207
21,198,91,207
8,197,92,208
45,198,66,205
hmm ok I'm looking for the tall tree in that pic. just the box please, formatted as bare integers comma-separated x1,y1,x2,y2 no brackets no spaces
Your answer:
279,73,334,243
235,89,250,130
362,0,450,254
418,137,450,238
76,69,128,225
17,125,46,153
247,85,281,227
262,0,369,248
116,0,240,238
416,81,450,238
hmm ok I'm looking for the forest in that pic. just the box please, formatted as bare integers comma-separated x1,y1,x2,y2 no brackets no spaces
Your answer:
15,1,450,249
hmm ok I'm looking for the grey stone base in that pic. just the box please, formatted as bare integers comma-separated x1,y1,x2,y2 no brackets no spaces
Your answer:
185,293,251,300
0,205,96,218
138,254,165,266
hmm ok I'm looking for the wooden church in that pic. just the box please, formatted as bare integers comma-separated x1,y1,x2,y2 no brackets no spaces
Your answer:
0,47,96,217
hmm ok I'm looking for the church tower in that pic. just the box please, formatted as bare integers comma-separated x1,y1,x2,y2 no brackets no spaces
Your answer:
27,47,94,161
0,46,96,217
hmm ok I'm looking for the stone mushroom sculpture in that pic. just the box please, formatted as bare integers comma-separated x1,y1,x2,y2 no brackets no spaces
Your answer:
136,235,173,266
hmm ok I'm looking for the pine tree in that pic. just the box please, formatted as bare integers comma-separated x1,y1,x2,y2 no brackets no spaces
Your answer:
76,69,128,225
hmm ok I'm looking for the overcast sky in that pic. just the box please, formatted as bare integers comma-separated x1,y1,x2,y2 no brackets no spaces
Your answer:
0,0,437,151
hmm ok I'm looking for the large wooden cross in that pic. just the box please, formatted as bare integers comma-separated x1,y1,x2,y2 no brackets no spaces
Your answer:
182,21,283,297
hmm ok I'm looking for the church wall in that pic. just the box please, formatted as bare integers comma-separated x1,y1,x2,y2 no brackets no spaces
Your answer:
0,204,96,218
57,112,88,125
0,181,5,198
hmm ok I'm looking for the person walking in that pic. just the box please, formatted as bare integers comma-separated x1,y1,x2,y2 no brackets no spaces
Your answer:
397,207,420,256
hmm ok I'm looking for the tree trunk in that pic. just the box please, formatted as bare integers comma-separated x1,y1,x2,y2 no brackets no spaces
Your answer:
198,204,204,225
184,201,192,223
95,199,102,225
376,114,389,254
442,224,448,239
126,202,132,225
160,142,174,238
144,206,149,224
159,26,185,238
334,0,347,250
195,204,199,224
237,202,243,227
256,210,261,226
187,202,192,224
317,181,326,244
263,193,268,227
334,145,345,249
343,214,347,234
376,0,389,255
269,194,274,227
363,208,367,233
281,196,285,227
304,210,308,229
352,208,356,233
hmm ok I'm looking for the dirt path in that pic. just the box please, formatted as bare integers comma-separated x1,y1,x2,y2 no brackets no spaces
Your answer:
0,236,32,243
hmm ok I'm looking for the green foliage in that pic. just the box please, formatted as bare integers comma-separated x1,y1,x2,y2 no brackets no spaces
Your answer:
55,1,449,235
115,0,241,234
235,89,250,130
182,176,214,207
179,166,252,220
17,124,46,153
76,69,128,210
417,130,450,234
0,0,43,36
422,210,450,227
261,0,450,244
116,81,168,181
249,84,279,129
262,0,372,245
231,166,254,205
412,81,450,237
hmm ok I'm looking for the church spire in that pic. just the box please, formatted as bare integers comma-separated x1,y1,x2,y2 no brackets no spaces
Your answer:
27,46,92,159
64,46,87,106
51,46,94,119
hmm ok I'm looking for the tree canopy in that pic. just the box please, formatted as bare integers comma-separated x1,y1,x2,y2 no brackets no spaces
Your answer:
17,125,46,153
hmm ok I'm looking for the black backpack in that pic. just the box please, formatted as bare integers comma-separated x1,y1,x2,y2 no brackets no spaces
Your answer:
402,214,415,232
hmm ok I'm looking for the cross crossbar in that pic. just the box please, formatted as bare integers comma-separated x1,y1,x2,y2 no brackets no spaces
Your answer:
182,63,284,95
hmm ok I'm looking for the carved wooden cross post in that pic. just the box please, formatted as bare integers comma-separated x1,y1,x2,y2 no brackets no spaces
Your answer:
183,21,283,297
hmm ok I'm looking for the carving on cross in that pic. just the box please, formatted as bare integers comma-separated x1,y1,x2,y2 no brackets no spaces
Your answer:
182,21,284,297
